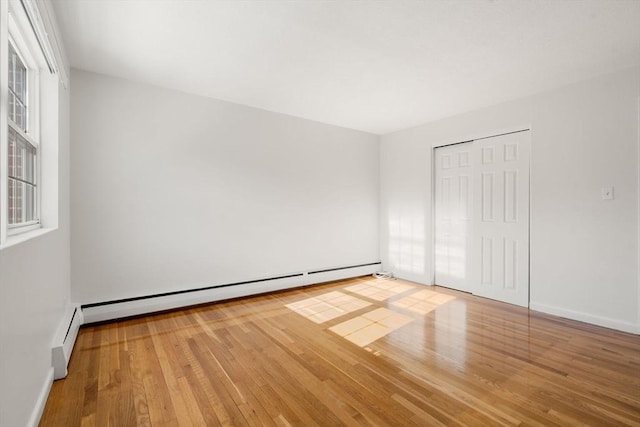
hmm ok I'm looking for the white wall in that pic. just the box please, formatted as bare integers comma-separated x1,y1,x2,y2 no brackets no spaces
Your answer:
380,66,640,333
0,78,71,425
71,69,379,305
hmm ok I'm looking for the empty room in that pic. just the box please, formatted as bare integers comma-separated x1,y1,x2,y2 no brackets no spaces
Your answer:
1,0,639,425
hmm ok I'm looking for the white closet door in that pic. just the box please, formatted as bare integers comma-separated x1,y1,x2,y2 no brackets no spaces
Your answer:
434,143,474,292
472,131,530,307
434,131,530,307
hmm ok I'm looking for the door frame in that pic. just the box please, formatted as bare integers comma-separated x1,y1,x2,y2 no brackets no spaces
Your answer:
430,126,532,306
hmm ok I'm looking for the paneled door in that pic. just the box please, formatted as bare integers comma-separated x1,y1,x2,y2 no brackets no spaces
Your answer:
434,143,474,293
472,131,530,307
434,131,530,307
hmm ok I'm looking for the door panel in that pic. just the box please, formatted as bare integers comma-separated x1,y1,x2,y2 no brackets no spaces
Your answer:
472,132,530,307
434,143,474,292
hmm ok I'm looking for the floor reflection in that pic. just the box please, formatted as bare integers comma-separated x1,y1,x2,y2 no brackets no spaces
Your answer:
435,301,467,367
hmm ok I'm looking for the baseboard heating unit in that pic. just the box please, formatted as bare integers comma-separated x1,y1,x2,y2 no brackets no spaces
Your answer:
52,304,83,379
81,262,381,324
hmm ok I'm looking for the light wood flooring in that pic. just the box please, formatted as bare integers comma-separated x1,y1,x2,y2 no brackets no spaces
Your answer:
41,276,640,426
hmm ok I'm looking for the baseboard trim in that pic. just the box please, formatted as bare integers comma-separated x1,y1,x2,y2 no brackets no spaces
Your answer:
530,302,640,334
26,367,53,427
82,263,381,324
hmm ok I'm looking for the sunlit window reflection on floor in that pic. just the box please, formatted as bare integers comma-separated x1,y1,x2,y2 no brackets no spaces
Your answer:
392,289,456,315
286,281,458,351
285,291,371,323
329,308,413,347
344,279,414,301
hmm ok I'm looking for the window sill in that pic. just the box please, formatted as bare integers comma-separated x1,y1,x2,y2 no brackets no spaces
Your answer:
0,226,56,250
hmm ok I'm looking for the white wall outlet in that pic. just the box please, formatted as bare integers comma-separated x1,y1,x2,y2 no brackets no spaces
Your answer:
601,187,614,200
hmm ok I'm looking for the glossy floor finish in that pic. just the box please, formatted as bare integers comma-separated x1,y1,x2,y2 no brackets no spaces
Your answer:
41,277,640,426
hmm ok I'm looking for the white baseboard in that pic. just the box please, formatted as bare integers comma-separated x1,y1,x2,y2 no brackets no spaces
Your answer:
530,302,640,334
82,263,380,324
26,367,53,427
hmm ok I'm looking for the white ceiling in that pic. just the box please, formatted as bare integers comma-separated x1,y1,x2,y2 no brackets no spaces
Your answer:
52,0,640,135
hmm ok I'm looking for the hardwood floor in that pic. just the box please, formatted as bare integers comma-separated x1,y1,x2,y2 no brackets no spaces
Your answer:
41,276,640,426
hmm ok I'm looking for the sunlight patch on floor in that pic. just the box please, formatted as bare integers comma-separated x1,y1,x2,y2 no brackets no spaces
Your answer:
391,289,456,314
329,308,413,347
344,280,414,301
285,291,372,323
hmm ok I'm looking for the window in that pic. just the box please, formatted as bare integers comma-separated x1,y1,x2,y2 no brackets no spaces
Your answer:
7,42,39,228
1,0,63,246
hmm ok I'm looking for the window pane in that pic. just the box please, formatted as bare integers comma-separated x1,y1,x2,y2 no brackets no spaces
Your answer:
9,44,26,102
8,178,36,225
8,179,15,224
9,92,15,123
8,43,28,131
8,127,36,184
25,182,35,222
8,47,15,94
14,101,26,130
15,61,26,103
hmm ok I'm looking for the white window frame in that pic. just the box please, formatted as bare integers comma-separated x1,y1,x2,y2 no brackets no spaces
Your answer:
1,0,50,244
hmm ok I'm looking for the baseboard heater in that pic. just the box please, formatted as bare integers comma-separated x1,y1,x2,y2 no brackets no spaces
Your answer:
52,304,83,379
82,262,381,324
